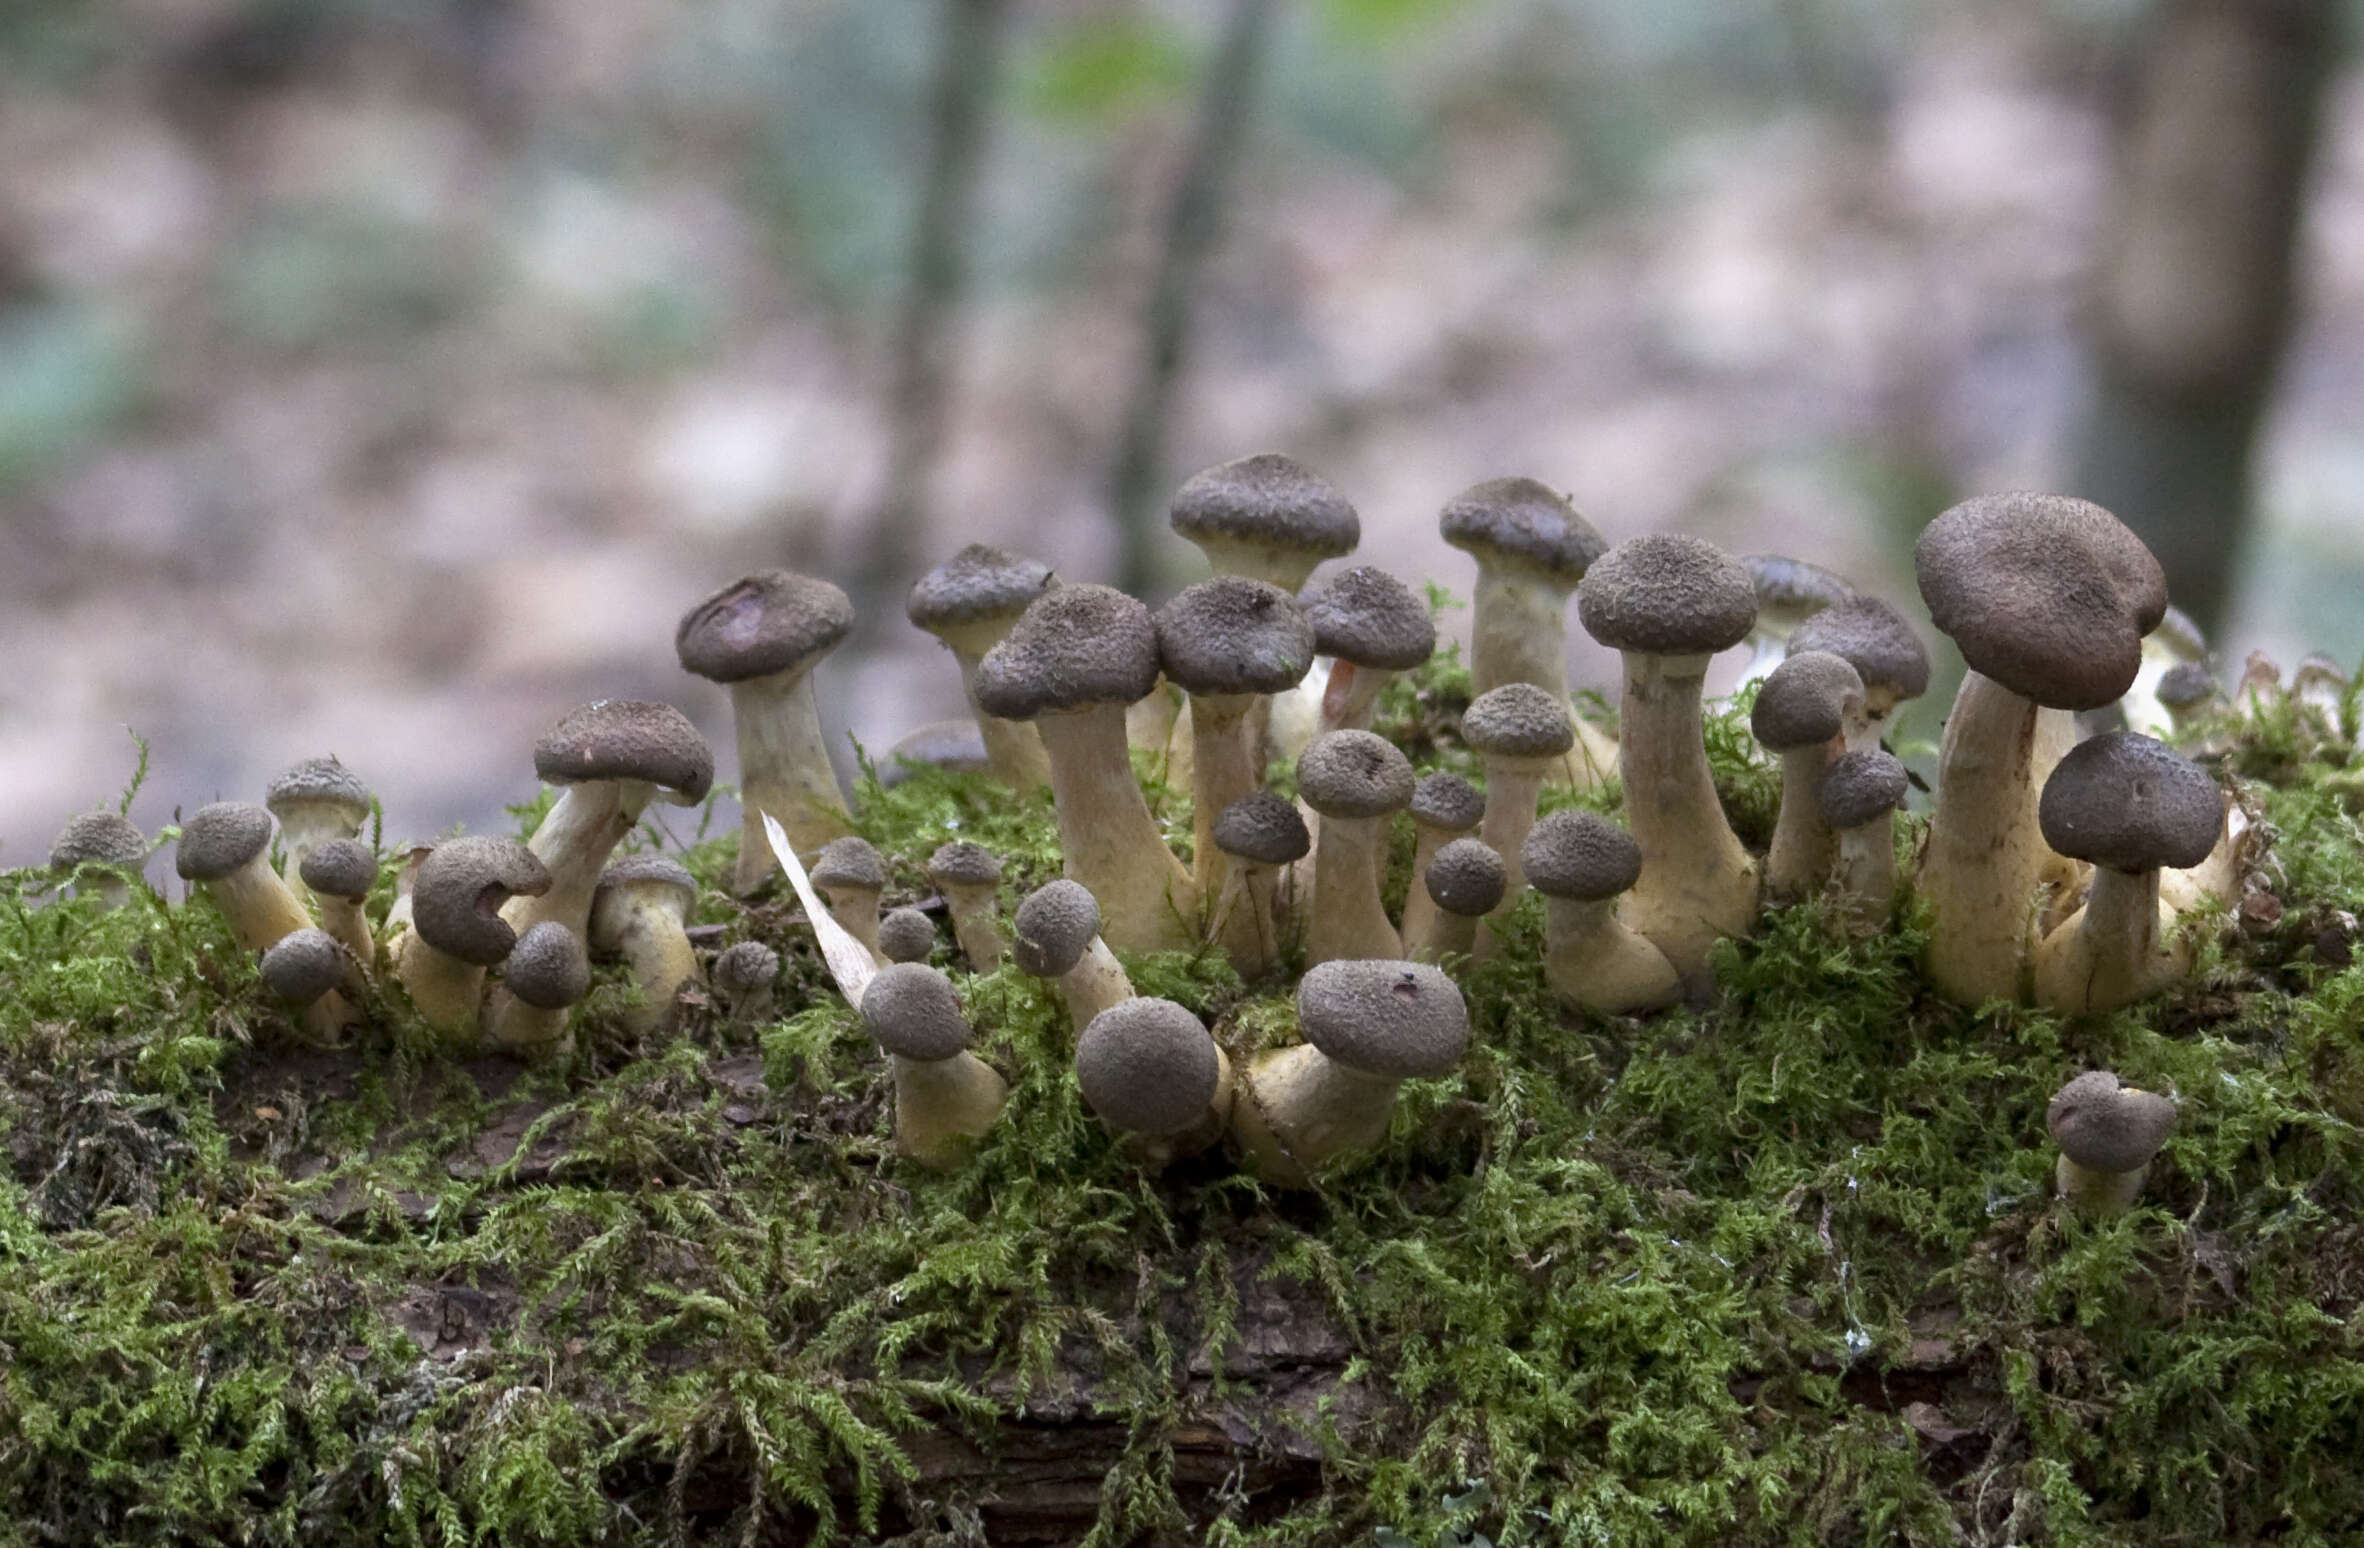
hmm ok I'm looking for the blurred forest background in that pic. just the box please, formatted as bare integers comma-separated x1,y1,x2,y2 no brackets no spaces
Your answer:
2,0,2361,863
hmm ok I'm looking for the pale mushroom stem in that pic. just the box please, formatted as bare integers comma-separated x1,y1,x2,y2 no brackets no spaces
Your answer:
1474,766,1546,955
1406,906,1478,965
610,908,701,1033
507,782,642,941
1034,706,1198,953
276,813,355,897
950,651,1053,788
1055,940,1134,1039
1187,694,1260,903
1306,814,1400,965
483,992,571,1059
734,671,855,891
2038,866,2181,1014
1396,829,1453,949
204,862,316,954
1541,897,1681,1014
1211,861,1282,979
943,890,1006,972
1830,817,1898,935
1766,743,1840,901
1615,649,1760,988
1918,670,2049,1004
393,936,486,1035
1231,1045,1398,1188
2055,1153,2150,1213
318,896,376,975
1468,567,1615,786
1317,661,1392,736
893,1052,1008,1169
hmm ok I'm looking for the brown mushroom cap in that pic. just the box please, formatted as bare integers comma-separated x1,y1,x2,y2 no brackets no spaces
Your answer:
1751,650,1866,751
2047,1070,2177,1174
266,756,372,824
1296,730,1416,820
1155,576,1317,697
1013,879,1101,977
594,854,698,911
1438,477,1606,578
2037,732,2221,873
51,810,145,871
926,841,1003,889
1076,997,1220,1135
176,802,276,881
534,700,714,803
300,838,379,902
906,544,1056,632
860,962,972,1062
1212,792,1312,865
974,584,1163,720
260,928,346,1002
1409,772,1485,833
505,922,591,1010
1424,838,1507,918
675,570,854,684
413,835,551,966
2157,661,2217,710
1521,811,1643,902
1460,683,1576,760
713,939,780,996
1818,750,1909,830
1296,958,1470,1080
877,907,938,963
1913,493,2168,711
1743,554,1855,625
1300,565,1437,671
1168,453,1360,565
1787,597,1931,704
810,837,886,892
1578,535,1758,656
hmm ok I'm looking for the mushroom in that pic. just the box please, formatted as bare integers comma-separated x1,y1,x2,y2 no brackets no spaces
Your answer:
860,962,1007,1169
925,842,1005,972
264,756,372,902
2155,661,2221,739
1736,554,1855,685
879,719,993,787
1577,534,1762,987
49,810,146,910
258,927,358,1044
1167,452,1360,593
2117,604,2209,739
675,570,855,889
1403,837,1506,964
1786,596,1930,752
975,584,1197,952
1913,494,2167,1005
482,921,590,1059
906,544,1058,789
299,838,379,972
809,838,888,964
1522,812,1680,1015
713,940,781,1026
877,907,937,964
2047,1070,2176,1213
1751,650,1867,903
397,836,550,1035
1154,575,1316,902
1075,997,1233,1168
1012,879,1133,1039
1438,476,1617,785
1300,565,1436,737
1458,683,1575,950
1818,749,1909,935
1208,791,1310,981
1296,730,1415,965
1395,772,1485,953
1231,959,1469,1189
587,854,702,1034
2031,732,2222,1014
176,802,314,954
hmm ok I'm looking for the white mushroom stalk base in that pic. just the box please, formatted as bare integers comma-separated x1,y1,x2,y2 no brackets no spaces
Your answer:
506,781,647,943
2033,866,2188,1016
1034,704,1198,954
1114,1048,1235,1170
734,670,855,892
1615,650,1761,991
1405,906,1479,966
1187,693,1261,903
1230,1045,1399,1189
1828,818,1898,936
1916,670,2051,1005
393,935,488,1036
1210,863,1284,981
893,1052,1009,1170
1765,744,1839,902
201,860,316,954
1055,940,1135,1040
2056,1153,2149,1213
1542,898,1680,1015
1306,814,1401,966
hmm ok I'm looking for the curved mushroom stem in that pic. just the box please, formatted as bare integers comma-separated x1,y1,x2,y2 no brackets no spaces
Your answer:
1615,650,1760,988
892,1052,1008,1170
504,781,645,944
2055,1153,2150,1213
1766,743,1840,902
1034,704,1198,954
1828,817,1898,936
1229,1045,1398,1189
940,883,1006,972
1114,1048,1234,1169
316,896,377,979
392,934,486,1036
1211,862,1283,981
733,671,855,891
200,859,316,954
1187,693,1260,902
1306,814,1400,966
1917,670,2050,1004
1054,939,1134,1040
2033,866,2186,1015
1542,897,1681,1014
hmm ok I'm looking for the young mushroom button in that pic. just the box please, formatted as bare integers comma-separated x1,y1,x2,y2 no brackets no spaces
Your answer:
1737,555,1855,684
1013,878,1133,1038
2048,1070,2177,1213
300,838,379,971
1396,772,1485,953
1300,565,1436,737
1819,749,1910,934
1168,453,1360,593
1404,837,1506,964
713,940,781,1026
265,756,373,901
1751,650,1867,902
877,908,937,964
861,963,1008,1170
1296,731,1415,966
259,927,358,1044
676,570,855,888
1459,684,1575,950
1209,791,1311,981
177,801,314,954
51,810,146,910
1522,812,1679,1015
484,921,591,1057
905,544,1057,789
588,855,702,1034
1076,996,1232,1167
809,838,889,963
505,700,713,946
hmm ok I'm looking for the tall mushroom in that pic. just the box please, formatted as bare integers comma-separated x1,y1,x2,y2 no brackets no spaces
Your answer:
1403,837,1506,964
1578,534,1762,988
1522,812,1680,1015
925,842,1005,971
975,584,1197,953
1076,997,1232,1168
1751,650,1867,902
587,854,702,1034
1819,749,1909,935
675,570,855,889
1296,730,1415,966
1168,453,1360,593
398,836,550,1036
1395,773,1484,952
1012,879,1134,1039
1459,683,1574,948
482,921,589,1060
906,544,1057,789
1301,565,1436,737
809,837,888,964
1209,792,1310,981
2048,1071,2176,1214
50,811,146,910
265,756,372,901
1913,494,2167,1005
1786,596,1930,752
860,963,1007,1170
176,802,314,953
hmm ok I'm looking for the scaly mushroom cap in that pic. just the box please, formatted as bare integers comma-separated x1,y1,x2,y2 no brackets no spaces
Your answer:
675,570,854,684
413,836,551,967
905,544,1056,633
1300,565,1436,671
1296,959,1469,1080
1438,477,1606,579
1787,597,1931,705
2157,661,2217,712
974,584,1163,720
2037,732,2222,874
713,939,780,996
1295,731,1415,820
1743,554,1855,627
1522,811,1643,902
300,839,379,902
505,922,590,1010
877,907,938,963
1408,772,1484,834
1212,792,1312,865
1076,997,1220,1135
2048,1070,2177,1174
1460,683,1576,760
265,756,372,828
51,810,145,871
1168,453,1360,566
810,836,887,892
1155,576,1317,696
1819,750,1909,829
925,841,1003,890
1751,650,1866,751
176,802,276,881
1914,493,2168,711
534,700,714,804
260,928,346,1002
1013,879,1101,977
1578,535,1758,656
593,854,698,914
1424,838,1507,918
860,962,972,1062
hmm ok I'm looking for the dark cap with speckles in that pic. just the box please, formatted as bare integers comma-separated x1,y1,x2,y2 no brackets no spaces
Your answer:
1521,811,1643,902
176,802,275,881
860,962,972,1061
412,835,550,966
1439,477,1605,579
975,585,1163,719
1156,576,1316,697
2037,732,2221,873
534,700,713,803
676,570,854,684
1076,998,1219,1135
1296,959,1469,1080
1579,534,1758,657
1169,454,1360,563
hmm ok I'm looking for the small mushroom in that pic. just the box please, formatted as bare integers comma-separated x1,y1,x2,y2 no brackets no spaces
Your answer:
2032,733,2223,1014
482,921,590,1059
299,838,379,973
50,810,146,910
1168,453,1360,593
925,842,1006,972
1012,879,1133,1040
1751,650,1867,903
2048,1070,2176,1213
1395,772,1485,953
397,836,550,1035
713,940,781,1026
1459,684,1575,951
877,907,937,964
676,570,856,888
259,927,359,1044
1075,997,1232,1168
1786,596,1930,752
906,544,1058,789
1301,565,1436,737
1231,959,1469,1189
1522,812,1679,1015
588,854,702,1034
1296,730,1415,965
809,838,888,965
860,962,1008,1169
2117,604,2210,739
264,756,372,902
1402,836,1506,965
504,699,713,944
1737,554,1855,685
1818,749,1909,934
176,802,314,953
1209,792,1311,981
